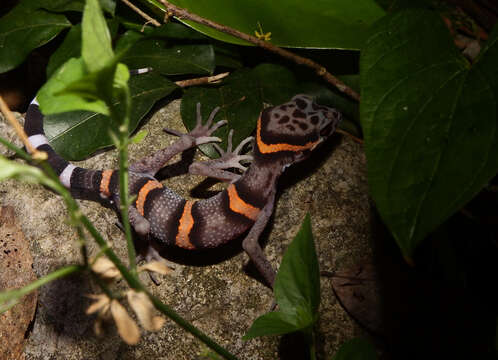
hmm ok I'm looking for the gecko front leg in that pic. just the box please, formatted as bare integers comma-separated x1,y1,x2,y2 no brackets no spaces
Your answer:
130,103,226,175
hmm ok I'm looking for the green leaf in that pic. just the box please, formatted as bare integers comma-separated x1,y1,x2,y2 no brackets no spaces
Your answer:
0,6,70,73
360,10,498,256
82,0,114,72
38,58,109,116
44,71,178,160
274,214,320,315
46,24,82,78
121,38,215,75
32,0,116,15
0,156,59,191
331,338,377,360
242,311,300,340
152,0,384,50
130,129,148,144
47,19,120,78
243,215,319,340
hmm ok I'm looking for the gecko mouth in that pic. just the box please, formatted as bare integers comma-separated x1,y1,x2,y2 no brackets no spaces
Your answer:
320,121,335,137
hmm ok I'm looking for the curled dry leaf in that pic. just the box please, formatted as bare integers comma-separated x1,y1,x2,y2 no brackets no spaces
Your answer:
137,261,173,275
110,299,140,345
91,257,120,279
127,290,165,332
94,317,104,336
85,293,111,315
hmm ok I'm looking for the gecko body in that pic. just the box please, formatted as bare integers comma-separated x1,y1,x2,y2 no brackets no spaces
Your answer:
24,92,341,286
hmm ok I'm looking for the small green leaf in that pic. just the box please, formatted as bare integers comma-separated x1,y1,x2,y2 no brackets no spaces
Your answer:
243,215,319,340
0,6,70,73
130,130,148,144
274,214,320,316
121,38,215,75
360,10,498,256
331,338,377,360
38,58,109,116
82,0,114,72
242,311,300,340
44,71,178,160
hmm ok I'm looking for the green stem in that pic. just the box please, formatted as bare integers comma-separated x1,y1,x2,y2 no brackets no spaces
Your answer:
80,215,239,359
147,291,240,360
0,265,84,313
111,86,136,274
0,136,31,161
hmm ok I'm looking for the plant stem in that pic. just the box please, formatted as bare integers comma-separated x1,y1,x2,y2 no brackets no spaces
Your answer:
111,85,137,274
0,265,84,313
147,291,240,360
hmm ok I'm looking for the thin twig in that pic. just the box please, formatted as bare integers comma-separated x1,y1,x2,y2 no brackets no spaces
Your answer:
121,0,161,28
335,129,364,144
0,95,46,160
175,72,230,88
158,0,360,102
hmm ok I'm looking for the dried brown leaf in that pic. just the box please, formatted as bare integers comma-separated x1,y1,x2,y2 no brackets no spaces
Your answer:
91,257,120,279
110,299,140,345
127,290,165,331
137,261,172,275
85,293,111,315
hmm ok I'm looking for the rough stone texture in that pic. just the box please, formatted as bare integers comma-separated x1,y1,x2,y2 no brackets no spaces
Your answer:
0,100,372,359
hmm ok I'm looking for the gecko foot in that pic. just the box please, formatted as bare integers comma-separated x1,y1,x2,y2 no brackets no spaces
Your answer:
164,103,227,146
188,130,254,182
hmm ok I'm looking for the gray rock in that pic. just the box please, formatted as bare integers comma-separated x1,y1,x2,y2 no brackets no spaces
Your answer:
0,99,372,359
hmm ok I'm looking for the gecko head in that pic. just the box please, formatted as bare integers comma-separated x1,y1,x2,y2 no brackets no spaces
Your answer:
254,94,342,165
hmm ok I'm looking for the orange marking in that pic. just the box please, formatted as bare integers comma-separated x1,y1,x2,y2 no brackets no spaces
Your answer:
227,184,260,221
256,117,319,154
175,201,195,249
136,180,163,216
100,170,114,197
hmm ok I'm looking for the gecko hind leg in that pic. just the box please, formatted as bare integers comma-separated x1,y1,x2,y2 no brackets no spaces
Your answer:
189,130,254,183
242,186,277,288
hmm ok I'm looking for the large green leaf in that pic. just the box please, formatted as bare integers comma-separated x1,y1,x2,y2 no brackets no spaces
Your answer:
145,0,384,50
43,71,178,160
34,0,116,15
360,10,498,257
243,214,319,339
0,6,70,73
121,38,215,75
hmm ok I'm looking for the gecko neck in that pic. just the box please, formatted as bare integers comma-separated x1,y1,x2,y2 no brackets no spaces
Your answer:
234,159,284,208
